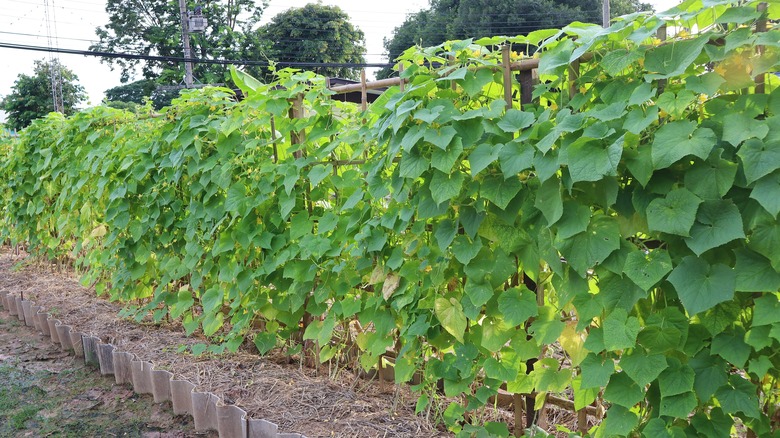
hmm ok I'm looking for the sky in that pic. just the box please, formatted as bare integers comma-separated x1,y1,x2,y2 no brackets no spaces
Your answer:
0,0,679,112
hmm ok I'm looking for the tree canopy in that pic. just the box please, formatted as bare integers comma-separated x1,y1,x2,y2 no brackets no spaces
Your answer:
1,60,86,131
255,3,366,80
378,0,651,78
90,0,268,84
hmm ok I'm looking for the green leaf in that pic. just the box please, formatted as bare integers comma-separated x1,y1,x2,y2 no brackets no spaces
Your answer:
685,72,725,96
646,188,702,237
712,328,751,368
604,372,644,408
623,106,659,135
535,176,563,226
619,349,668,387
483,357,516,382
735,249,780,292
750,171,780,217
480,174,522,210
644,36,709,80
497,287,538,327
429,169,465,205
555,215,620,277
722,112,769,147
424,125,458,149
752,294,780,326
431,138,463,173
668,256,736,316
497,109,535,132
601,48,643,77
684,155,737,200
499,140,534,178
623,249,672,291
580,353,615,390
308,164,332,187
602,308,641,352
684,200,745,255
480,318,514,353
528,306,565,346
658,358,695,397
690,350,728,401
434,297,467,343
660,392,697,418
253,332,277,355
468,143,503,176
434,218,458,252
651,121,716,169
715,375,760,418
748,213,780,271
451,235,483,265
738,138,780,184
554,201,590,240
566,135,623,183
602,405,639,437
657,90,696,119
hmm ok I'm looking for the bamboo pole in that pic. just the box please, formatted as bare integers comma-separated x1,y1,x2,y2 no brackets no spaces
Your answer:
360,69,368,111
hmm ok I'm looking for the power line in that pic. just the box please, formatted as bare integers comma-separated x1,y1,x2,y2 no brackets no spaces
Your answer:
0,41,395,68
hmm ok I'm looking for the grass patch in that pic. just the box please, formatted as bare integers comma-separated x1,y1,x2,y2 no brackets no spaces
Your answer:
10,405,39,429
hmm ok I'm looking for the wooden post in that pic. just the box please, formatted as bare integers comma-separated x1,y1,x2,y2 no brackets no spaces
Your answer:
577,408,589,434
568,60,580,100
360,69,368,112
513,393,524,437
270,116,278,164
398,63,405,92
518,70,534,110
656,25,667,96
502,45,513,110
755,2,768,94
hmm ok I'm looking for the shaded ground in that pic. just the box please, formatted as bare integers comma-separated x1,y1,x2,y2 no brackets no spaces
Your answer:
0,311,212,437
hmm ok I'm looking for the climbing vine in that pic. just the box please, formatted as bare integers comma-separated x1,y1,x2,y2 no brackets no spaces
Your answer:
2,1,780,436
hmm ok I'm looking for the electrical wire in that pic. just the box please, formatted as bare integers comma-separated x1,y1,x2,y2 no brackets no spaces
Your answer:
0,41,395,68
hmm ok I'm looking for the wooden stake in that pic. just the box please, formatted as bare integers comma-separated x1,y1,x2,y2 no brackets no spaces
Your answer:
513,393,524,437
360,69,368,112
755,2,768,94
502,45,513,110
398,63,405,92
568,59,580,100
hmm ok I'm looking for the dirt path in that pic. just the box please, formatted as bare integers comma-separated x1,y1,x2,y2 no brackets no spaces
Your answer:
0,309,213,437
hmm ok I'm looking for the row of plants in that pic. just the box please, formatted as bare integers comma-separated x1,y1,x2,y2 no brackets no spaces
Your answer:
2,1,780,436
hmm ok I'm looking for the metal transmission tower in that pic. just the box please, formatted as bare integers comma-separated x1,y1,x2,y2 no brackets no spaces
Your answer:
42,0,64,113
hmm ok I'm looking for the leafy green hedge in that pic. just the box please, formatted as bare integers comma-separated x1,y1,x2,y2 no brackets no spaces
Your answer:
2,1,780,436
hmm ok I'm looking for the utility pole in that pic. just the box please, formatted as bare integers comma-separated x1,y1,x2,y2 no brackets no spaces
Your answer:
602,0,610,28
178,0,194,88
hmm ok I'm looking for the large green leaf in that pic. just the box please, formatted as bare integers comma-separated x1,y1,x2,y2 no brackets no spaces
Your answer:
668,256,736,316
714,375,761,418
429,169,465,205
566,135,623,183
480,174,522,210
468,143,503,176
604,372,644,408
434,297,467,343
734,249,780,292
750,171,780,217
684,200,745,255
602,308,641,352
658,358,695,397
555,215,620,277
752,295,780,327
497,109,535,132
619,349,668,387
644,36,709,80
580,353,615,390
738,138,780,185
651,121,716,169
646,188,702,237
623,249,672,291
497,287,538,327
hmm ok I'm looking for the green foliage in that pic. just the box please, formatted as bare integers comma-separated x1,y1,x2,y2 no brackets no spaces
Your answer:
90,0,268,83
254,3,366,80
0,59,86,131
2,2,780,437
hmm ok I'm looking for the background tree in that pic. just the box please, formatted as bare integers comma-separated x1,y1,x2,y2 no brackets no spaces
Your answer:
90,0,268,85
1,60,86,131
378,0,651,78
255,4,366,80
103,79,178,110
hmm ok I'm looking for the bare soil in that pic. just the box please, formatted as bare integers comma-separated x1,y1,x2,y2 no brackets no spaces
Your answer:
0,311,210,437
